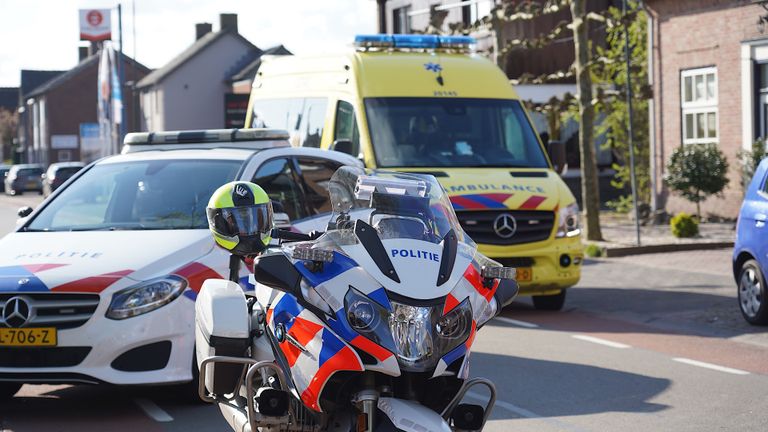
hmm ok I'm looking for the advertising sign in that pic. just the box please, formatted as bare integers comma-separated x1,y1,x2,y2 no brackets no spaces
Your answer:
79,123,101,163
225,94,250,128
51,135,78,150
79,9,112,42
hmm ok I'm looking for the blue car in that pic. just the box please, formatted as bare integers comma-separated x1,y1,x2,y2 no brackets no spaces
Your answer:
734,157,768,325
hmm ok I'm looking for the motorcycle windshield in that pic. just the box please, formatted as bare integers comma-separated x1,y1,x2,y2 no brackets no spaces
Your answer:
323,166,475,249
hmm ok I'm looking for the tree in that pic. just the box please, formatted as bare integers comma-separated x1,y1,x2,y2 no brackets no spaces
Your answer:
592,1,652,208
664,144,729,219
570,0,603,240
0,109,18,163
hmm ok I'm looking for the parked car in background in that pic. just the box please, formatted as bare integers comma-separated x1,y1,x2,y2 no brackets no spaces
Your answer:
4,164,44,196
734,157,768,325
42,162,86,196
0,165,11,193
0,128,361,399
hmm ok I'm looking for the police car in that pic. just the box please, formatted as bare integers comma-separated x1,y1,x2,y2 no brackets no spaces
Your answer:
0,129,361,398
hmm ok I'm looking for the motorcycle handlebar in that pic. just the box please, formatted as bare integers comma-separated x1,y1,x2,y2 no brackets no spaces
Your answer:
272,229,324,242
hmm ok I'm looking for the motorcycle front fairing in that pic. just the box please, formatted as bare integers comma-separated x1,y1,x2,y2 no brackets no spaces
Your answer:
255,167,504,414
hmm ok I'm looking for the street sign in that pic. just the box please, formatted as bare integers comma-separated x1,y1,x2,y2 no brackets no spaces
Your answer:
79,9,112,42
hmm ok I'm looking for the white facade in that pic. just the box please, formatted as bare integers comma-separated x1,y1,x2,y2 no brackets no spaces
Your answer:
139,33,255,132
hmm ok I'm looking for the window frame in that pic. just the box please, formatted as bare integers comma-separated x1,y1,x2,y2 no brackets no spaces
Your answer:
681,67,718,145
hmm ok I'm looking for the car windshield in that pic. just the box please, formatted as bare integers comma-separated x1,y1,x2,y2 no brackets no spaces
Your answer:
17,168,43,176
55,167,82,178
319,166,474,248
364,97,549,169
26,159,242,231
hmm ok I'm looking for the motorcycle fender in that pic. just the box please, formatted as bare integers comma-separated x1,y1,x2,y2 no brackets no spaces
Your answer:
377,397,452,432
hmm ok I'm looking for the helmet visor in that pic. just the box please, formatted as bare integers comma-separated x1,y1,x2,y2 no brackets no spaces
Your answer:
208,204,273,237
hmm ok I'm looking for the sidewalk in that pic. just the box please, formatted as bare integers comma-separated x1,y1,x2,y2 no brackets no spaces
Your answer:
589,213,736,257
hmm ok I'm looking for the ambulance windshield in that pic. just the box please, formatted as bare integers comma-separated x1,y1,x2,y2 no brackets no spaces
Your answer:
364,98,549,169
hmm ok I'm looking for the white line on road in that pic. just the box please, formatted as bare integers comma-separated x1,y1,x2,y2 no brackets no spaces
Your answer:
572,335,631,349
672,358,750,375
134,398,174,422
494,316,539,328
467,392,591,432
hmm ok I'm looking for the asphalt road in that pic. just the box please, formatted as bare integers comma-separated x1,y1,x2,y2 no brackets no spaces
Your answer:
1,194,766,431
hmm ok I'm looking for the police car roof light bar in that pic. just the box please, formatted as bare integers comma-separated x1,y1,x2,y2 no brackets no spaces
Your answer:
121,128,291,154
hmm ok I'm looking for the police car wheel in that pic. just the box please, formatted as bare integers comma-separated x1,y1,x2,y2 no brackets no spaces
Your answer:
0,382,22,400
532,290,566,311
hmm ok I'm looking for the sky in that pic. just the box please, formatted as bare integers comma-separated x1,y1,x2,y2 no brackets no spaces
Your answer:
0,0,378,87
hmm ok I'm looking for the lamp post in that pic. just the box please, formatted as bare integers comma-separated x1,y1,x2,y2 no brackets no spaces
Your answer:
623,0,641,246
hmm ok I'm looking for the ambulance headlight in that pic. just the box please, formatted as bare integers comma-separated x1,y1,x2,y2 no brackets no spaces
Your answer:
556,202,581,238
106,275,187,319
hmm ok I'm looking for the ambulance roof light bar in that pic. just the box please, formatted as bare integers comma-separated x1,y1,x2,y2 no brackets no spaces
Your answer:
354,34,476,52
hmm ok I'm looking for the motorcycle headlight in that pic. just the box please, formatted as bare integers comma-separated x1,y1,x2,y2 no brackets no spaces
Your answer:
389,303,435,369
556,202,581,238
344,288,397,352
106,275,187,320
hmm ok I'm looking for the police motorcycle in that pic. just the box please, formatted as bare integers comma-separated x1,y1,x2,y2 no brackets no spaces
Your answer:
195,167,519,431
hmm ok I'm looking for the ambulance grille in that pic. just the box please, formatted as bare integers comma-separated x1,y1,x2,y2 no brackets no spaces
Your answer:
457,210,555,245
0,293,100,330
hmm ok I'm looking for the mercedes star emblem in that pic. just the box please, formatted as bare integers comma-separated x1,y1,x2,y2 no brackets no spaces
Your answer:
2,296,32,328
493,213,517,239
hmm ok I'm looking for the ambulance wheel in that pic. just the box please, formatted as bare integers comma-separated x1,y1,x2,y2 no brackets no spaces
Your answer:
532,290,566,311
0,382,22,400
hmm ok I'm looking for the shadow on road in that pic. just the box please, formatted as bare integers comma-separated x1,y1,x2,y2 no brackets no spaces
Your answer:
505,286,768,341
472,352,670,419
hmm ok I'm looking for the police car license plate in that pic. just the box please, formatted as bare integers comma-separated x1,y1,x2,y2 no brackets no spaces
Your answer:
0,327,57,347
516,267,533,282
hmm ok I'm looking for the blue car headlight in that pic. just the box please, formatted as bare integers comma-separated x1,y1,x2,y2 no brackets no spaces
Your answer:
106,275,187,320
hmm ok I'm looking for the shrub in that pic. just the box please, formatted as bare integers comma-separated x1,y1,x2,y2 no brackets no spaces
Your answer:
664,143,729,218
738,138,766,193
584,243,603,258
670,212,699,238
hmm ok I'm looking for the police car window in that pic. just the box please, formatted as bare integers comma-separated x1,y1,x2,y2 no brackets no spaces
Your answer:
334,101,360,156
26,160,241,231
297,157,341,216
252,158,307,221
364,98,548,169
300,98,328,148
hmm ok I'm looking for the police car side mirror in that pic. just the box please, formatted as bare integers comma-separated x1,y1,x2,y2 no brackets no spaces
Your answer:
17,206,33,218
331,139,354,156
547,140,567,176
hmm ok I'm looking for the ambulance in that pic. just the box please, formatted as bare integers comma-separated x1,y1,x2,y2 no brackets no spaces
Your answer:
244,34,583,310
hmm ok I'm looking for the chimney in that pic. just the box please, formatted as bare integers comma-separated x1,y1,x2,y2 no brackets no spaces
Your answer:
220,13,238,33
78,46,89,62
196,22,213,40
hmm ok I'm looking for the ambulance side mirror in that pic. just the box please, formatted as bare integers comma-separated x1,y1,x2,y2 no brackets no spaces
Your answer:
331,139,354,156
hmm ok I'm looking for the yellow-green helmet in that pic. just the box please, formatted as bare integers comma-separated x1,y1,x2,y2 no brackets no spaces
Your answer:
206,181,273,256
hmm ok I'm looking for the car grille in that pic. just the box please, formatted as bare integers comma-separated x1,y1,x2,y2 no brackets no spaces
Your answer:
0,293,100,330
0,347,92,367
495,257,536,268
457,210,555,246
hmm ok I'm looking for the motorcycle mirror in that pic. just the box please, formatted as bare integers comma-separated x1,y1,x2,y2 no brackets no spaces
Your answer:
253,253,302,295
481,266,516,280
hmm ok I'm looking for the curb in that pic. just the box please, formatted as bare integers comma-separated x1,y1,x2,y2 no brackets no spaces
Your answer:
603,241,734,258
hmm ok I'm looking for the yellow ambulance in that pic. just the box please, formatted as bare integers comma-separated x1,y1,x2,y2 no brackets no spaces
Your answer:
245,34,582,310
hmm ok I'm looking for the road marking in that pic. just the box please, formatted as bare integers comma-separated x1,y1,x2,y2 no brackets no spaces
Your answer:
572,335,630,349
672,358,750,375
494,316,539,328
134,398,174,422
467,392,591,432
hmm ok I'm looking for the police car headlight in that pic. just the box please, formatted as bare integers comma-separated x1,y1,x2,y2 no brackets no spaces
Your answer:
106,275,187,320
556,202,581,238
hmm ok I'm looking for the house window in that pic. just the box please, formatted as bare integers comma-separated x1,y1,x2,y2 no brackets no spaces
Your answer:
681,67,718,144
393,6,410,33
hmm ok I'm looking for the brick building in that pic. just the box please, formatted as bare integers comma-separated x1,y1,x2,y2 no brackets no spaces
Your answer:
20,53,148,165
646,0,768,217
